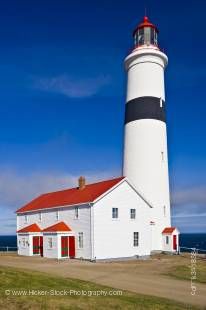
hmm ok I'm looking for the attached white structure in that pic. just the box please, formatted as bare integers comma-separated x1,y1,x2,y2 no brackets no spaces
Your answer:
162,227,180,253
42,222,75,259
16,16,179,260
17,224,42,257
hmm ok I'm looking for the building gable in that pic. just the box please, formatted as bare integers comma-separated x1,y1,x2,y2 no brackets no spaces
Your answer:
93,178,153,209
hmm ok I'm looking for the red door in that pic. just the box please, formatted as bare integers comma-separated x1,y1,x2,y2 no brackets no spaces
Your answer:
39,236,43,256
173,235,177,250
69,236,75,258
33,236,40,254
61,236,68,257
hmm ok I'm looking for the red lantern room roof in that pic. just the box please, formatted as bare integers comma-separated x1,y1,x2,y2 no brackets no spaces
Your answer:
133,16,159,36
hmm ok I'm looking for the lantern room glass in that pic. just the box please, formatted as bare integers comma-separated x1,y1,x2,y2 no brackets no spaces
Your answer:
135,27,158,46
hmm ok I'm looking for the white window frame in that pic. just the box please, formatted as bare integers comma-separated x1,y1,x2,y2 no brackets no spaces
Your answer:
24,214,28,223
161,151,164,162
163,206,166,217
74,207,79,219
112,208,118,219
22,238,26,248
78,232,83,249
38,212,42,222
55,210,59,221
48,237,53,249
133,232,139,247
130,209,136,219
144,27,151,45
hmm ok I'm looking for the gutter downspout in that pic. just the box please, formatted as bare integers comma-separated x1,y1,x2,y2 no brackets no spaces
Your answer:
89,203,95,261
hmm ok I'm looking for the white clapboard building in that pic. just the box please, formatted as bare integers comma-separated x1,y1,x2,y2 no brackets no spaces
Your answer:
16,16,179,260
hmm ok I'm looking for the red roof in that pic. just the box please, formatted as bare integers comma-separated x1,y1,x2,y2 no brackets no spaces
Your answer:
16,177,125,213
133,16,159,36
162,227,176,234
43,222,72,232
17,223,41,233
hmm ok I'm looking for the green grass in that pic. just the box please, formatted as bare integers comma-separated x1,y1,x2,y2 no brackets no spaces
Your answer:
165,261,206,284
0,266,199,310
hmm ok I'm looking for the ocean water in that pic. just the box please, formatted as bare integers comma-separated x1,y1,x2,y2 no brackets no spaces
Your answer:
0,235,17,249
179,233,206,252
0,234,206,251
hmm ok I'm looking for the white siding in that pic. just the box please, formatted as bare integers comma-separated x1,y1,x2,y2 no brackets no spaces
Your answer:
17,234,39,256
93,180,151,259
43,233,59,259
17,203,91,259
162,229,179,252
43,233,77,259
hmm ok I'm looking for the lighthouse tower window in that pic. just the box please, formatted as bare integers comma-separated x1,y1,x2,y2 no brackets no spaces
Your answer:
144,27,151,45
135,28,158,47
163,206,166,217
136,28,144,45
151,29,158,45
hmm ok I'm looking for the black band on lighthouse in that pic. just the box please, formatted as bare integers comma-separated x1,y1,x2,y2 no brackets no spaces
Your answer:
125,96,166,124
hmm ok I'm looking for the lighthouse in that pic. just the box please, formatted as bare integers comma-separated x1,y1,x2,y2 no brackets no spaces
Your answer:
123,16,171,250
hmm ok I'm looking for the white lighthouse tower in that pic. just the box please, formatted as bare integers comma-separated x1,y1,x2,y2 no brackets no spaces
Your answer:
123,16,171,251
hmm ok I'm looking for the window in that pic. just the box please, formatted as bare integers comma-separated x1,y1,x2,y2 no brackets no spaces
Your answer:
38,212,42,222
74,207,79,219
22,238,26,247
135,26,158,47
78,232,83,248
48,237,53,249
154,30,158,45
112,208,118,219
163,206,166,217
133,232,139,247
144,27,151,45
137,28,144,45
130,209,136,219
166,236,169,244
161,151,164,162
55,210,59,221
24,215,28,223
150,28,158,45
160,97,163,108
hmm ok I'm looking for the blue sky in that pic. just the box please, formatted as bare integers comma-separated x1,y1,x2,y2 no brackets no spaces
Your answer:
0,0,206,234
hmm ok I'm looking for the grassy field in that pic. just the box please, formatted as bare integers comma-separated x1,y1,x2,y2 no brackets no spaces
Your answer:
0,266,199,310
165,258,206,284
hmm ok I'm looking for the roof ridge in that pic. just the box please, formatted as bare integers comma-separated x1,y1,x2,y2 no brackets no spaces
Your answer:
39,176,124,196
42,221,72,232
16,176,124,214
17,223,42,233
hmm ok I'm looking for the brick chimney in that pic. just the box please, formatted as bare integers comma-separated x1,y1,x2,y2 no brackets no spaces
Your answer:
78,176,86,190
